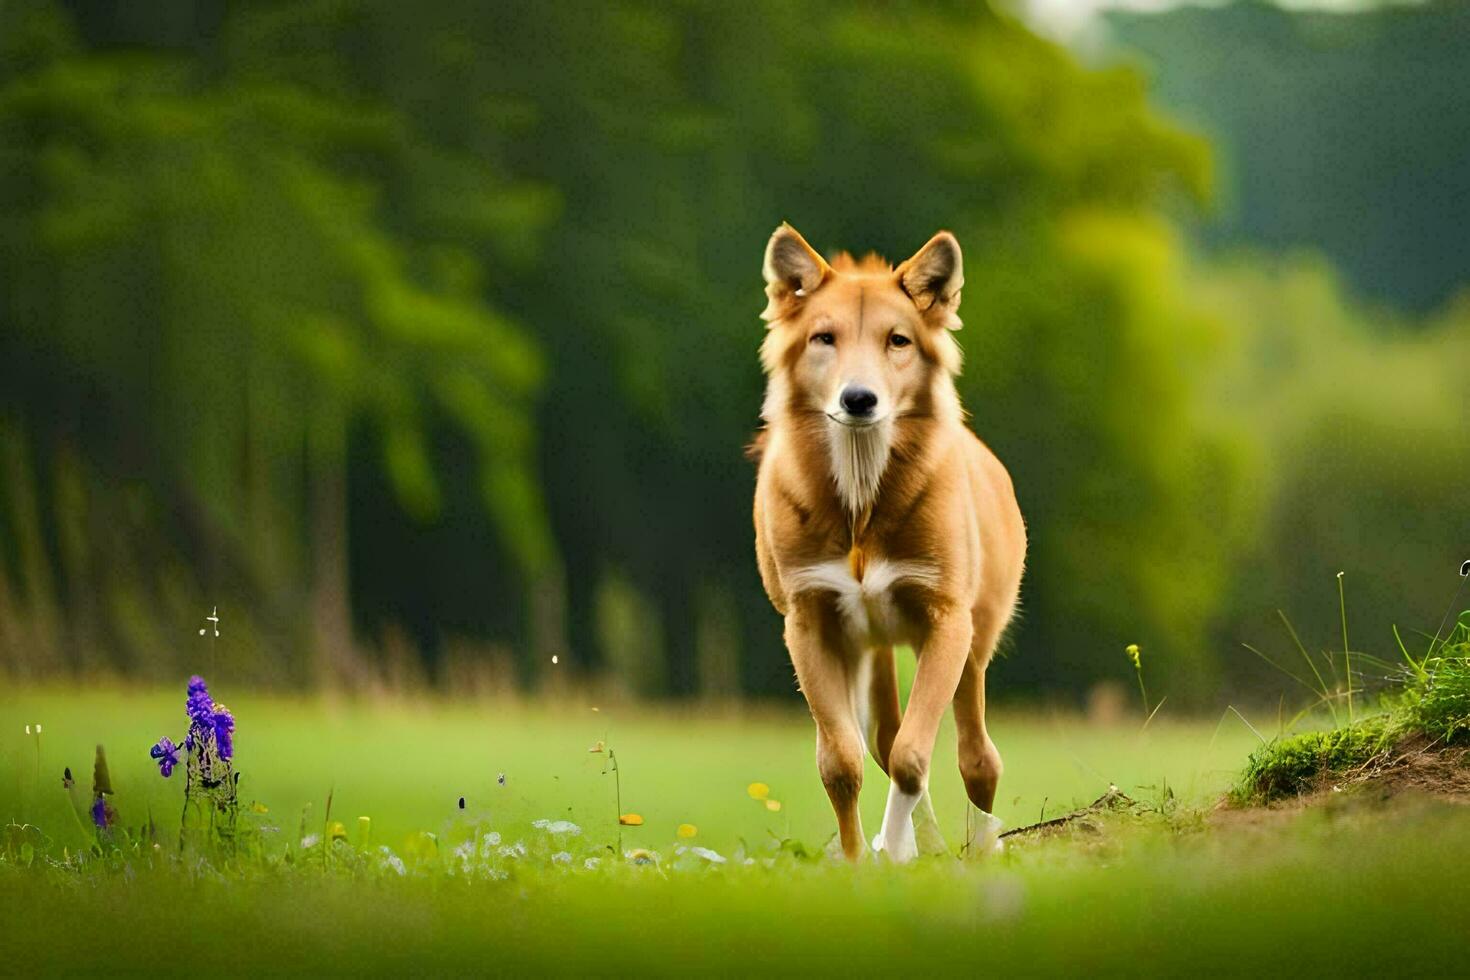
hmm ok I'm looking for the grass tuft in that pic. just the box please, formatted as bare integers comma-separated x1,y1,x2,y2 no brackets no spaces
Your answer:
1232,612,1470,804
1233,716,1392,803
1401,650,1470,744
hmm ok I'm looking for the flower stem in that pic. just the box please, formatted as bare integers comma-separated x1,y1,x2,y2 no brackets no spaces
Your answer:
1338,572,1352,724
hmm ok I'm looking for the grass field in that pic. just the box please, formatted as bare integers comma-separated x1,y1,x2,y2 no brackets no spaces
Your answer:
3,685,1468,975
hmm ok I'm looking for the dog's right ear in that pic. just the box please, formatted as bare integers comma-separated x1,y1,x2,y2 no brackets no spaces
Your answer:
897,231,964,331
761,223,830,323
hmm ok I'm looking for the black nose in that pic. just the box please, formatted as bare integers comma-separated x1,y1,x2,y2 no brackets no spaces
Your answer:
840,386,878,417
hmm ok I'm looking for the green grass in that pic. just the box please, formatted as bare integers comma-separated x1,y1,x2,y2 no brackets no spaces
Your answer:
2,686,1259,855
1235,716,1393,802
1234,620,1470,803
3,685,1468,975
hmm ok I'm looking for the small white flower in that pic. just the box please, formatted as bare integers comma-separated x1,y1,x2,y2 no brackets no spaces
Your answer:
531,819,549,829
452,841,475,860
482,831,502,848
201,605,220,637
377,846,406,876
497,841,527,859
301,834,321,848
690,846,726,864
583,857,601,871
551,851,572,864
544,820,581,836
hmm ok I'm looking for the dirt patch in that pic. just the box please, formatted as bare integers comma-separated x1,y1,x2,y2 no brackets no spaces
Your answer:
1340,736,1470,795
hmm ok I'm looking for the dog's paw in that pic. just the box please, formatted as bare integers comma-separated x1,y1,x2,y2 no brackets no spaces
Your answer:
885,836,918,863
963,809,1006,860
878,822,918,863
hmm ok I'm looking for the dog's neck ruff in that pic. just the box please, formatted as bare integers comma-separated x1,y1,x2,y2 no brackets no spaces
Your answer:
828,420,890,517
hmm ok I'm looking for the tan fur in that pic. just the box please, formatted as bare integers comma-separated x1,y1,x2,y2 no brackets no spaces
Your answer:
752,224,1026,862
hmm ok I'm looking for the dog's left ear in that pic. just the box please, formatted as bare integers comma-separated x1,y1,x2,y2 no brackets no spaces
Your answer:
761,223,830,323
897,231,964,330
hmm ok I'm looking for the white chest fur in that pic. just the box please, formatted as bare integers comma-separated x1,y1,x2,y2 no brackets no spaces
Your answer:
786,558,940,646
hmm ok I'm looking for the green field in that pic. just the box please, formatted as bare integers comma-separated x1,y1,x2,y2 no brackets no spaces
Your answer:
3,686,1468,975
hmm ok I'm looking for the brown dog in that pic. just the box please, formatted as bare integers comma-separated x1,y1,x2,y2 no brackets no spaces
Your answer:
752,224,1026,862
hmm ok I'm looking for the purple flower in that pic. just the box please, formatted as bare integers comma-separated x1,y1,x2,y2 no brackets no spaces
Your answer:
91,796,113,829
211,704,235,761
172,675,237,762
186,676,214,728
150,737,181,777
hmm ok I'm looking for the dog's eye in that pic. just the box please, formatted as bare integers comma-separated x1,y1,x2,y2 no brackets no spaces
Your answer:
889,334,912,348
810,332,836,346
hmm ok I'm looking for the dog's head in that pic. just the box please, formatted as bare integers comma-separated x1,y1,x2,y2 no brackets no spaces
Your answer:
758,224,963,431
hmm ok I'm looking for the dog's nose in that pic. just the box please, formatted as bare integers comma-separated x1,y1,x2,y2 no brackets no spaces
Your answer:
840,386,878,417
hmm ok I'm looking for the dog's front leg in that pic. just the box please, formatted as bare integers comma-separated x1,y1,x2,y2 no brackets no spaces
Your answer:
785,606,867,863
879,610,973,862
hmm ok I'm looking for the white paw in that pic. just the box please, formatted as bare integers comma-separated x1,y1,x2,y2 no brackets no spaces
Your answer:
876,782,922,863
964,810,1006,860
878,821,918,863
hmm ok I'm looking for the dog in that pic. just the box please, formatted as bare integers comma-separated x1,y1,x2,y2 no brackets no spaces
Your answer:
752,224,1026,862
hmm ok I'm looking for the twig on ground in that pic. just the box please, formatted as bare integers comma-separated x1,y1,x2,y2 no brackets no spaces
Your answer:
999,785,1135,839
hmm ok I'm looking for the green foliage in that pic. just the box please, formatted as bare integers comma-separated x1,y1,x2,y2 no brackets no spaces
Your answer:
0,0,553,681
0,0,1241,696
0,0,1463,702
1109,0,1470,312
1235,716,1392,804
341,0,1236,699
1193,256,1470,682
1400,616,1470,745
1234,613,1470,803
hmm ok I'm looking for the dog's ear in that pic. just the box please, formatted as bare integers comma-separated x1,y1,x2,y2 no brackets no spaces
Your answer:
897,231,964,330
761,223,830,323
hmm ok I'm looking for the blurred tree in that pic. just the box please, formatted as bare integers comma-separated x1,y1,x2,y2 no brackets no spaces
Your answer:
1107,0,1470,313
9,0,1452,708
0,0,554,685
1189,254,1470,697
336,0,1235,699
